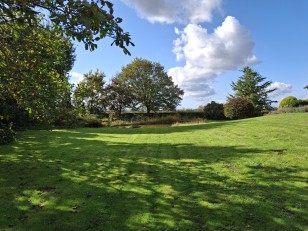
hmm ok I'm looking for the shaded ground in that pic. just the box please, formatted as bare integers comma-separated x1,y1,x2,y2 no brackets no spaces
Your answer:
0,113,307,230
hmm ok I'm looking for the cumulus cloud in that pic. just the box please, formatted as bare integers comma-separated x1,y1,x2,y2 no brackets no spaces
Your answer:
69,71,84,85
267,82,293,98
120,0,222,24
168,16,259,99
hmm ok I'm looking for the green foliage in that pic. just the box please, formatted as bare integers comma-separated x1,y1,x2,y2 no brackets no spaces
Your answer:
278,96,298,109
105,73,134,115
120,58,184,114
72,70,107,115
0,0,134,54
204,101,225,120
224,97,255,119
0,18,75,123
0,123,16,145
79,114,103,128
229,66,276,114
135,114,181,125
53,109,80,128
0,97,30,129
296,99,308,107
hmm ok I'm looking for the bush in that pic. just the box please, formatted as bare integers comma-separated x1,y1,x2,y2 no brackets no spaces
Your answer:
140,114,181,125
204,101,225,120
80,114,103,127
279,96,298,109
224,97,255,119
53,110,80,128
0,123,16,145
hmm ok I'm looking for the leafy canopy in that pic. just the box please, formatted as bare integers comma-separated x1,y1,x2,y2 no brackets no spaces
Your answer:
105,73,134,115
72,69,106,115
0,0,134,54
120,58,184,114
0,19,75,122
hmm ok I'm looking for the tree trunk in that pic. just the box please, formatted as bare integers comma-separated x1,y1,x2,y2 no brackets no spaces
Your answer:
146,107,151,117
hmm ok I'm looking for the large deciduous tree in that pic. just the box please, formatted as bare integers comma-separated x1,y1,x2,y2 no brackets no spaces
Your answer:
120,58,184,115
0,0,134,54
228,66,277,114
0,19,75,122
72,70,106,115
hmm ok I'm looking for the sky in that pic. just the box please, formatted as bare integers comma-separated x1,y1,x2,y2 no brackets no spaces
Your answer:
69,0,308,109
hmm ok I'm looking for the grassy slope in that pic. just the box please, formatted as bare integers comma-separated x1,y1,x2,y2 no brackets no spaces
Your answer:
0,113,307,230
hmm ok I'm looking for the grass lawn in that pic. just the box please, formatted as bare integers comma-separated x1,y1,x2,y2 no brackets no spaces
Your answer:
0,113,307,230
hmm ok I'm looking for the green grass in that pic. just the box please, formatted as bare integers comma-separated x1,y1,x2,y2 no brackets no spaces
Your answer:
0,113,307,230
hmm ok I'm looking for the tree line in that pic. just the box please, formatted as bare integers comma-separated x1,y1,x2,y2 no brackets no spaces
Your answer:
72,58,184,117
2,1,305,130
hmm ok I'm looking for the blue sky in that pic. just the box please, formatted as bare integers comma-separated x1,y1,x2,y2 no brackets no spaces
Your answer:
70,0,308,109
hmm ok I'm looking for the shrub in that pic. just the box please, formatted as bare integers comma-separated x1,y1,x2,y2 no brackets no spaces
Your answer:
279,96,298,109
53,110,80,128
0,123,16,145
137,114,181,125
224,97,255,119
79,114,103,127
204,101,225,120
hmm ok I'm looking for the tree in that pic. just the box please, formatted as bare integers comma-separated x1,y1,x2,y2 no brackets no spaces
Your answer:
229,66,276,114
0,19,75,122
305,85,308,89
72,69,106,115
0,0,134,54
120,58,184,115
105,73,134,115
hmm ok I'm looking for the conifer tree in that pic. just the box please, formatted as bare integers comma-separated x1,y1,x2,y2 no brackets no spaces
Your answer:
228,66,276,114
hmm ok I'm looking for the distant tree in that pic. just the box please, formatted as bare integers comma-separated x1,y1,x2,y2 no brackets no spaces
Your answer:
120,58,184,115
305,85,308,89
0,0,134,54
105,73,134,115
72,70,106,115
229,66,277,114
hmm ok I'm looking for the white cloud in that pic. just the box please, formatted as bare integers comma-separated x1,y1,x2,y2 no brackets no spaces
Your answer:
69,71,84,85
267,82,293,98
168,16,259,99
120,0,222,24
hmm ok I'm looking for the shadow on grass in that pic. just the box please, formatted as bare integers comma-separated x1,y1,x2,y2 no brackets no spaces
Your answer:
0,128,307,230
60,119,242,135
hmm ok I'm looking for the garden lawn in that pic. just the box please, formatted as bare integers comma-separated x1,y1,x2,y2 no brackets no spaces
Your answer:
0,113,307,230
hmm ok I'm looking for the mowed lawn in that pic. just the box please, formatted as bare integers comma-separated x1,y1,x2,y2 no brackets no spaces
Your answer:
0,113,307,231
